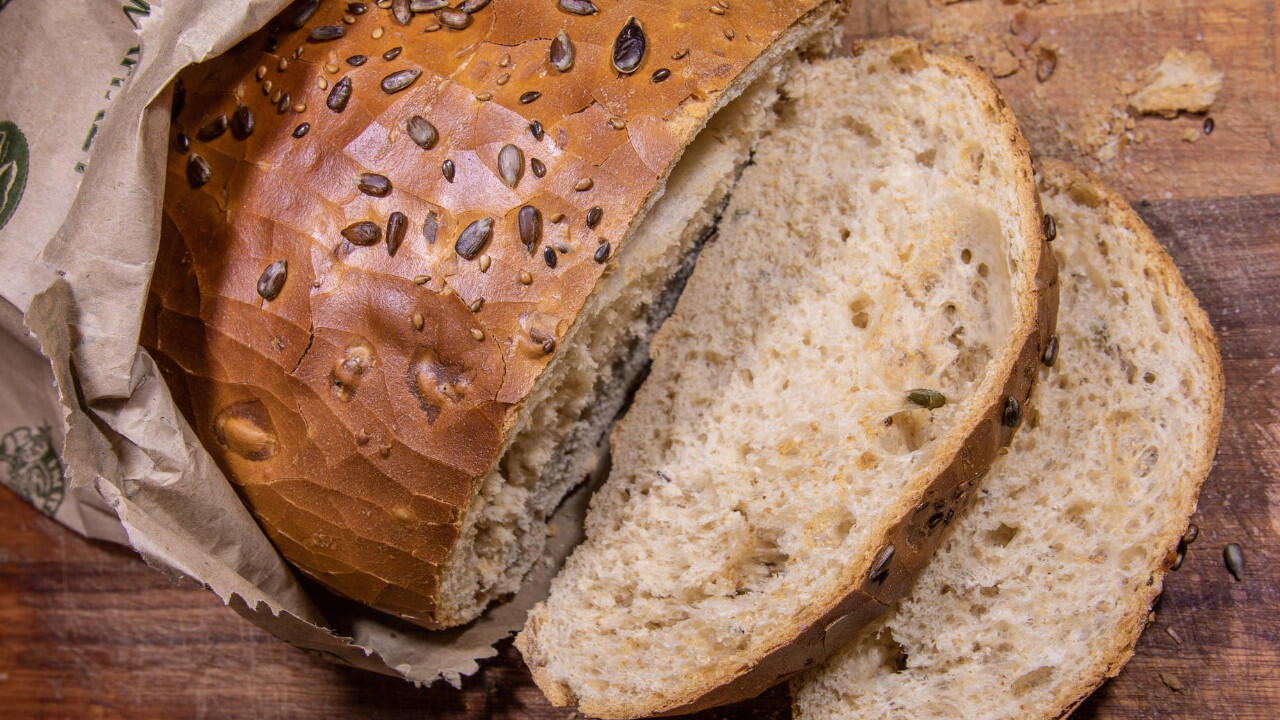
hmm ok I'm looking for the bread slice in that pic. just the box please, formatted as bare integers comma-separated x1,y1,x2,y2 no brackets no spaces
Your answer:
792,160,1224,720
516,39,1057,717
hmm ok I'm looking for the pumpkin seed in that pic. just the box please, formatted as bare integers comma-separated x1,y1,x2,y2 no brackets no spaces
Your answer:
558,0,597,15
327,76,353,112
257,260,288,300
456,217,494,259
357,172,392,197
518,205,541,251
407,116,438,149
381,69,421,94
1224,543,1244,581
907,389,946,410
186,154,212,188
196,114,228,142
498,144,524,188
550,30,575,72
613,17,646,74
342,221,381,246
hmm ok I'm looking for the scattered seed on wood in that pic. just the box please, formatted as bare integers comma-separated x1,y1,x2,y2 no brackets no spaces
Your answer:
869,544,895,583
908,388,946,410
293,123,311,138
651,68,670,83
381,69,421,94
586,206,603,229
328,76,353,112
1165,626,1183,645
530,120,544,140
438,7,471,28
574,176,593,191
357,172,392,196
1183,524,1199,545
386,211,408,256
1042,334,1059,367
342,221,381,245
520,91,542,104
558,0,597,15
392,0,411,24
1043,213,1057,242
498,144,524,188
550,29,575,72
442,159,455,182
1203,117,1215,135
613,17,646,74
594,242,611,263
186,154,212,188
196,114,228,141
423,211,438,244
1159,673,1184,693
543,246,558,268
1224,543,1244,581
530,158,546,178
518,205,541,251
407,115,438,149
347,54,368,66
310,25,346,42
382,46,404,61
456,217,494,259
1002,396,1022,427
257,260,288,300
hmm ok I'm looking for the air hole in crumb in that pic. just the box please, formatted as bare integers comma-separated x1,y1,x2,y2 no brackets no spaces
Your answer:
977,263,989,278
1011,666,1054,696
985,522,1019,547
1135,446,1159,477
915,148,937,167
840,228,851,242
961,248,972,264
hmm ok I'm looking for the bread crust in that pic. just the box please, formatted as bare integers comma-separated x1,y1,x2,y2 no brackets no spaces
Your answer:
144,0,840,627
520,37,1059,717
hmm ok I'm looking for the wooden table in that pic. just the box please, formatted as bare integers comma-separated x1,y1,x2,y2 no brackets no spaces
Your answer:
3,1,1278,717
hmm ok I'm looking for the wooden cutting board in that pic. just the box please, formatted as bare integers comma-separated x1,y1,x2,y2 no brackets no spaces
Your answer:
2,1,1277,717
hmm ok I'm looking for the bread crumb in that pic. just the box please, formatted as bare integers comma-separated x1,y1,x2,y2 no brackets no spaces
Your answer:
1181,128,1201,143
989,48,1020,78
1160,672,1185,693
1129,49,1224,118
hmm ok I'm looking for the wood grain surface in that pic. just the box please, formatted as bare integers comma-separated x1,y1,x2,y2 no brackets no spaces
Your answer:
3,1,1278,717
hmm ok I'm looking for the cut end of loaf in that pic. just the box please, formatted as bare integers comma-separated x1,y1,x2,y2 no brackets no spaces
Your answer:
792,160,1223,720
518,39,1053,718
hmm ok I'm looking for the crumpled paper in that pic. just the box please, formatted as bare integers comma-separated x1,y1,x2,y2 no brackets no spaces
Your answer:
0,0,585,686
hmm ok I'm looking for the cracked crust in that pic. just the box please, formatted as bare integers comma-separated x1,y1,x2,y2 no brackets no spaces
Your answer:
142,0,841,627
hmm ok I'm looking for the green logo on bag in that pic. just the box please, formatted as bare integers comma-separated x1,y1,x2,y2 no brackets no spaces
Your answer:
0,121,30,231
0,425,66,517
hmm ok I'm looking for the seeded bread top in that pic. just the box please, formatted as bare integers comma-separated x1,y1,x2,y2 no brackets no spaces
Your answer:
142,0,837,627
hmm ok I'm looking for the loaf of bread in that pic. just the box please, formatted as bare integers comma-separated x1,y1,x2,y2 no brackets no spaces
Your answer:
516,39,1058,717
143,0,845,628
792,160,1223,720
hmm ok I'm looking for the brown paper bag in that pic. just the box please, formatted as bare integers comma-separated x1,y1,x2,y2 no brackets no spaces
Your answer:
0,0,583,686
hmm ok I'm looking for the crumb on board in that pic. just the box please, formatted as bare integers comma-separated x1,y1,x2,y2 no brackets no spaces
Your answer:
1130,49,1224,118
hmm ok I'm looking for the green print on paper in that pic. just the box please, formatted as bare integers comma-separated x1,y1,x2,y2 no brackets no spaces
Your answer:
0,425,66,517
0,121,30,230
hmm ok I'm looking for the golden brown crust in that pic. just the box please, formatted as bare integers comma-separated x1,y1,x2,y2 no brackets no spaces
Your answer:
1032,158,1224,720
144,0,838,627
524,37,1059,718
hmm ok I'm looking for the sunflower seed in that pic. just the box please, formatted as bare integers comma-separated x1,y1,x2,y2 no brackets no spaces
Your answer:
1183,524,1199,545
227,106,254,140
357,172,392,196
1224,543,1244,581
292,1,320,28
407,116,438,149
518,205,541,251
391,0,411,24
651,67,671,83
386,211,408,256
543,245,558,268
342,221,382,246
1042,334,1059,367
382,46,403,61
520,91,542,104
558,0,597,15
310,25,346,42
276,93,291,114
613,17,646,74
456,217,494,259
257,260,288,300
1165,625,1183,644
423,211,438,244
381,69,421,94
530,120,544,140
348,2,368,15
594,242,611,263
459,0,490,11
186,154,212,188
442,159,455,182
907,388,946,410
196,114,228,141
574,176,593,191
174,132,190,154
293,123,311,138
327,76,353,112
347,54,368,66
1043,213,1057,242
586,206,603,229
438,7,471,28
1001,396,1022,427
869,544,896,583
409,0,447,10
550,29,575,72
530,157,546,178
498,144,524,188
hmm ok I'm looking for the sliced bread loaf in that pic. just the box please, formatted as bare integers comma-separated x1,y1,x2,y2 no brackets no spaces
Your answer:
516,39,1057,717
792,160,1224,720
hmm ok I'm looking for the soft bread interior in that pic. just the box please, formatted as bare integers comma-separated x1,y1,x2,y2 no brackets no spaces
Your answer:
792,163,1221,720
433,57,806,624
517,47,1037,716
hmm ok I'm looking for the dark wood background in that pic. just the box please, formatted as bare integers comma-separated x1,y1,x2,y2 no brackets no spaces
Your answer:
3,1,1278,717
